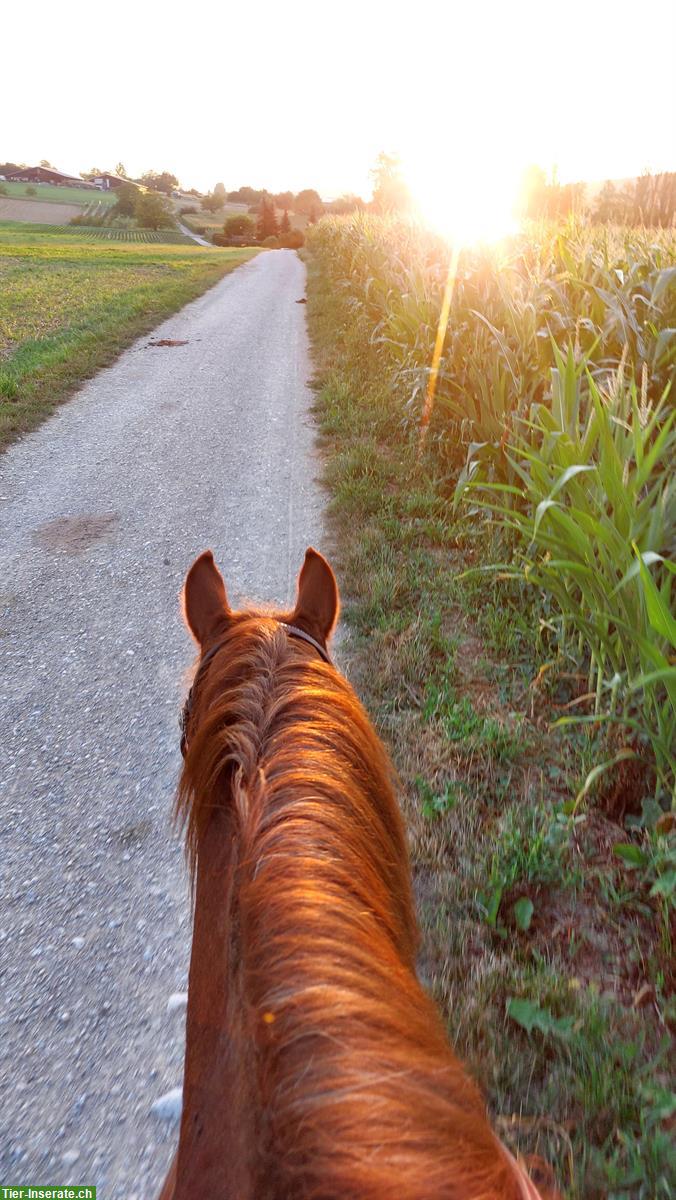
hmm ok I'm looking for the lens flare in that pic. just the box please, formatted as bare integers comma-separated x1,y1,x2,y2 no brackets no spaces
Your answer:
407,157,521,247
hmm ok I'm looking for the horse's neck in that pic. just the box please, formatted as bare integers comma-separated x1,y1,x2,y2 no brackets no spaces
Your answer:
174,809,259,1200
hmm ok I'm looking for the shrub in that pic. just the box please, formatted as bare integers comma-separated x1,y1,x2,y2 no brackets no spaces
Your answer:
180,205,199,215
26,185,36,196
279,229,305,249
224,214,255,238
262,235,280,248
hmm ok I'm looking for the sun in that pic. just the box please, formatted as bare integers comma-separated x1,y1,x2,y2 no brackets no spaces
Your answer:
405,156,522,247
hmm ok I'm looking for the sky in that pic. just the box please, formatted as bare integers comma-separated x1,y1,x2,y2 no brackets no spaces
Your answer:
3,0,675,207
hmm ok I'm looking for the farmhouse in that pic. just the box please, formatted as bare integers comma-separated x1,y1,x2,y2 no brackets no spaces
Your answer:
5,165,87,186
90,173,140,191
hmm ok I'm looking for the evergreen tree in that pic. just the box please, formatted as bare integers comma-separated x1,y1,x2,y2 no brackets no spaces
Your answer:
280,209,291,235
256,194,279,240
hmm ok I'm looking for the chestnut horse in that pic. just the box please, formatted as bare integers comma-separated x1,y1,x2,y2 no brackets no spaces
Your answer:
158,547,552,1200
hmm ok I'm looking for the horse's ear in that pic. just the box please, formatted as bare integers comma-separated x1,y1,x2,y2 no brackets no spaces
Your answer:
291,548,339,642
182,550,231,646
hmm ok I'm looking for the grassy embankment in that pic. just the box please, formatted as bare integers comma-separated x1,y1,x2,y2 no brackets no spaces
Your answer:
305,216,674,1199
0,223,259,450
0,180,117,206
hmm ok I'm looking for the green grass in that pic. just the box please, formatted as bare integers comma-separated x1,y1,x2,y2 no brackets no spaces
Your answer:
1,220,194,244
0,180,117,206
305,242,675,1199
0,223,260,449
181,206,249,233
181,206,307,235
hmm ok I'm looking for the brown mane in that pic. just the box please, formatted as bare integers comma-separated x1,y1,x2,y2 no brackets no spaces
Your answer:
167,550,529,1200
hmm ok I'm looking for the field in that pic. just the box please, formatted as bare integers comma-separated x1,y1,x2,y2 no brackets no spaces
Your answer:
0,180,116,206
306,216,675,1199
181,203,307,236
0,223,259,449
6,221,194,244
180,203,249,233
0,197,86,224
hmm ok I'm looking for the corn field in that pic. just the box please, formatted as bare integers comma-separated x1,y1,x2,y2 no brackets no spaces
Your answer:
308,215,676,802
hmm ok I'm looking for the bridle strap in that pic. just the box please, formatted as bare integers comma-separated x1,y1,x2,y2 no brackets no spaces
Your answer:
180,620,332,756
278,622,333,665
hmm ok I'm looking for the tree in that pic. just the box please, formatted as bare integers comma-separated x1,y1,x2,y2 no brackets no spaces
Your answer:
294,188,323,217
326,194,365,214
280,209,291,235
518,165,547,217
115,162,127,179
213,182,227,204
228,185,264,205
39,159,54,169
202,191,224,212
140,170,179,194
274,190,294,209
135,190,174,229
370,152,411,214
256,194,279,240
112,182,139,217
224,214,255,238
593,181,621,223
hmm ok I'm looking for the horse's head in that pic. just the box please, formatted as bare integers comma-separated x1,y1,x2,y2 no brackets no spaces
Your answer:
182,545,339,654
176,547,344,869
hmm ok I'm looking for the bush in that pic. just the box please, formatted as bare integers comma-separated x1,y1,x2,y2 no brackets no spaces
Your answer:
224,213,255,238
26,185,36,196
0,183,7,195
213,232,253,247
262,235,280,248
180,205,199,215
279,230,305,249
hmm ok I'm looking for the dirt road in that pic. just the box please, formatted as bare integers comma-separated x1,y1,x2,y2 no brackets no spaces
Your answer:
0,250,325,1197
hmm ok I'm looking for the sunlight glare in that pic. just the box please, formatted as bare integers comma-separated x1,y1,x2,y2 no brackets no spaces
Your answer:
407,158,521,247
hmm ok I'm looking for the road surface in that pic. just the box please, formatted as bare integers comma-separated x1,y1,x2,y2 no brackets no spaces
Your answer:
0,250,326,1198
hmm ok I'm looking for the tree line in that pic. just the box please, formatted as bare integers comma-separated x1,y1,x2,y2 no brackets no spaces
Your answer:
520,166,676,227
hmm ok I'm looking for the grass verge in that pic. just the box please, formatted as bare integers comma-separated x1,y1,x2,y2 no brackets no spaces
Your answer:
305,250,675,1199
0,223,260,451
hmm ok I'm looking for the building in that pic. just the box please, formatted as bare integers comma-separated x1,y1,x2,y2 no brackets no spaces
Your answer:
90,173,140,192
5,165,87,187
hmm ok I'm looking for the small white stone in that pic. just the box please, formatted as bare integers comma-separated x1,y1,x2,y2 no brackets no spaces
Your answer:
166,992,188,1014
71,936,85,950
151,1087,183,1122
62,1149,80,1166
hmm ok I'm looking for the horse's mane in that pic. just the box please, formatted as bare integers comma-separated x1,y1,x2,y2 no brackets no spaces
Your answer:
176,615,522,1200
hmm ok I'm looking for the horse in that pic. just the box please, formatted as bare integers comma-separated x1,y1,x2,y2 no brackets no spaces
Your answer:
158,546,554,1200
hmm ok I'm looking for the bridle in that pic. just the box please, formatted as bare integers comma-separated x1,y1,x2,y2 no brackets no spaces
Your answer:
179,621,332,758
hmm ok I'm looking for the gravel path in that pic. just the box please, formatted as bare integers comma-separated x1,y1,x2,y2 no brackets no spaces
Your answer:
0,249,326,1197
175,220,212,247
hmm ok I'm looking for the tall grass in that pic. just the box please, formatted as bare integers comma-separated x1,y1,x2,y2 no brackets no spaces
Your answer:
308,214,676,803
